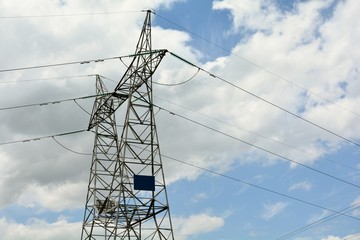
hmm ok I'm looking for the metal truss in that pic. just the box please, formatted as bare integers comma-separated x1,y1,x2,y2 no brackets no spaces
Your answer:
81,10,174,240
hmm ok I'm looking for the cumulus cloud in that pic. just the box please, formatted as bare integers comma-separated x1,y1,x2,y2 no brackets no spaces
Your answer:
16,181,87,211
173,213,224,240
1,0,359,208
321,235,360,240
213,0,281,32
0,210,224,240
321,236,342,240
1,0,360,239
0,218,80,240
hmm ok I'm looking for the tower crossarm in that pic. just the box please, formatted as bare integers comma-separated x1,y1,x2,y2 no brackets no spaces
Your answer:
88,49,167,130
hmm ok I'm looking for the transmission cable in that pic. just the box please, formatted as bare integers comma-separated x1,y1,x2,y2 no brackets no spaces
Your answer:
0,52,154,73
159,152,360,221
155,96,357,171
73,99,91,115
0,75,356,172
0,129,87,146
275,201,360,240
0,10,142,19
0,93,110,112
153,68,200,86
0,74,93,84
52,136,92,156
154,12,360,118
50,134,360,222
167,51,360,148
155,105,360,190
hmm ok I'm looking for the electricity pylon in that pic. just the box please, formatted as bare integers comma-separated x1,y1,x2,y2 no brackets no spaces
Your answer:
81,10,175,240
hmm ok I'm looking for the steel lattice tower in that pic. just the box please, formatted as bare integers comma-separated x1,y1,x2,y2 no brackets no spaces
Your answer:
81,11,175,240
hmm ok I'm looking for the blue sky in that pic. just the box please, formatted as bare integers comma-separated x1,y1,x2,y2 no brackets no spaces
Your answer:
0,0,359,240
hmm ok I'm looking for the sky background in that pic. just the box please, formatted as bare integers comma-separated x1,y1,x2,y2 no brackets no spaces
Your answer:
0,0,359,239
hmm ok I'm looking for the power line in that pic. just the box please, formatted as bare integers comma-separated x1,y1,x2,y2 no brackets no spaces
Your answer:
0,129,87,146
154,12,360,118
156,105,360,190
74,99,92,115
0,51,160,73
2,10,358,118
0,74,94,84
1,81,356,173
2,86,355,173
52,136,92,156
345,233,360,240
0,75,357,180
0,10,142,19
167,51,360,148
155,96,358,172
0,93,110,112
275,201,360,240
160,153,360,222
45,132,360,222
153,68,200,86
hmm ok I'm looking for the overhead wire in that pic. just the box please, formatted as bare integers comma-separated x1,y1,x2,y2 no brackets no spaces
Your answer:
275,201,360,240
345,233,360,240
153,68,200,86
0,74,93,84
52,136,92,156
1,111,356,231
167,51,360,148
0,69,357,174
1,10,359,117
0,129,87,146
0,93,110,112
0,75,357,173
155,104,360,190
155,96,358,172
159,152,360,221
35,130,360,222
153,12,360,118
1,9,358,236
1,79,355,172
0,52,147,73
0,10,142,19
73,99,91,115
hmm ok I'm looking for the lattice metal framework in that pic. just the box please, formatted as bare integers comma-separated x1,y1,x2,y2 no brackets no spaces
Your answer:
81,11,174,240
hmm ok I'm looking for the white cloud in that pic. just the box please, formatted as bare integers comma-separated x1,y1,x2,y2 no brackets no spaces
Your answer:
213,0,281,32
344,234,360,240
0,218,80,240
1,0,360,238
289,181,313,192
262,201,288,220
190,192,208,204
350,196,360,217
321,234,360,240
16,181,86,211
321,236,342,240
1,0,359,206
174,213,224,240
0,213,224,240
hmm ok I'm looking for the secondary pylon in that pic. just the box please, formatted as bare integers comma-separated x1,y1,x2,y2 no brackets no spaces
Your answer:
81,10,175,239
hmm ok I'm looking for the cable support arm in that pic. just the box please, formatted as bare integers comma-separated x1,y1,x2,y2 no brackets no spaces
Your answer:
88,49,168,130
